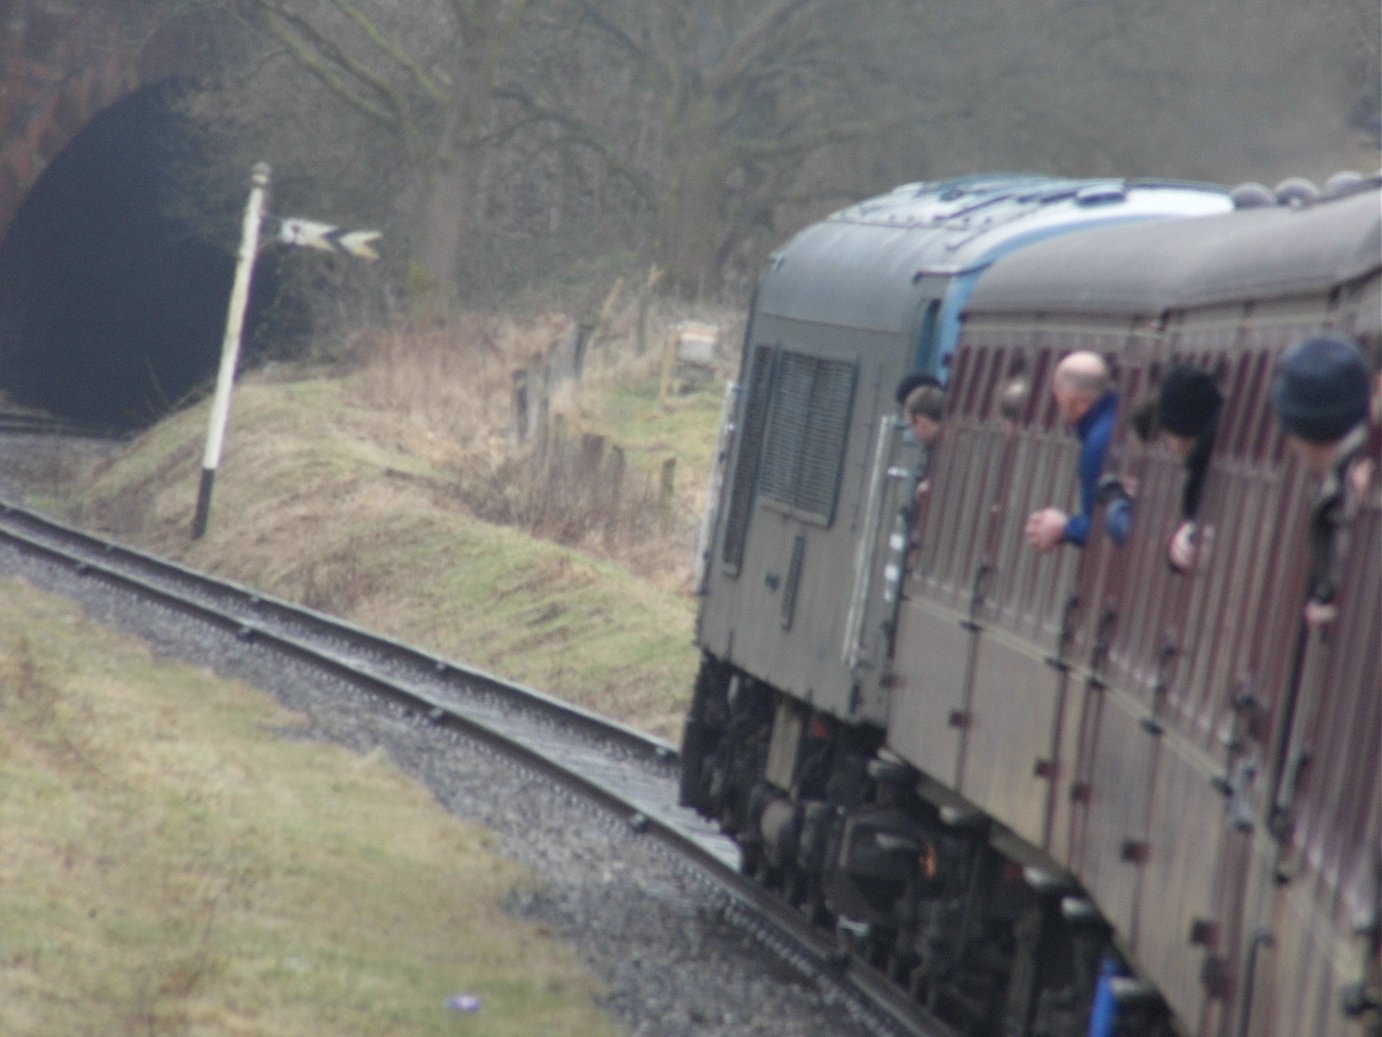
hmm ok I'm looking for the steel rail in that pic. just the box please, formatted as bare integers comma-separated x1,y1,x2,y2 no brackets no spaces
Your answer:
0,410,126,439
0,502,670,763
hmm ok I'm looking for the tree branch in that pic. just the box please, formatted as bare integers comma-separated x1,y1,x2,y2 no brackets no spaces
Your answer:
326,0,452,104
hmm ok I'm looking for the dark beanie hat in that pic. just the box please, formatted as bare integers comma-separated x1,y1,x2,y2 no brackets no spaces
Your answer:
1157,365,1222,437
1271,334,1370,442
894,370,941,406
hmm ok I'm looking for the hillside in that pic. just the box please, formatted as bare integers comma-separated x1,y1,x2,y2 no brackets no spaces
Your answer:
38,298,736,742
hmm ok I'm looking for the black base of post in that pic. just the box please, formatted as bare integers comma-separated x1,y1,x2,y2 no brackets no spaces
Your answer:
192,467,217,539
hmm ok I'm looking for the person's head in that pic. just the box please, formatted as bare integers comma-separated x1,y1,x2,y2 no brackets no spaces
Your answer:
904,384,946,445
895,371,942,408
1271,334,1370,471
1051,352,1110,425
1157,365,1222,460
997,377,1029,429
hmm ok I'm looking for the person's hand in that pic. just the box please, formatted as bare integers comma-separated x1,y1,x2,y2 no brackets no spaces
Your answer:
1304,600,1338,629
1025,507,1068,551
1168,522,1214,572
915,479,931,503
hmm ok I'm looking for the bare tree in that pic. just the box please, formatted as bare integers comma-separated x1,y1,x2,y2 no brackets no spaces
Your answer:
163,0,1377,303
229,0,537,296
531,0,918,293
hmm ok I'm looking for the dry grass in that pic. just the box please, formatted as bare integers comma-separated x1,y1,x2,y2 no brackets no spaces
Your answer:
0,582,616,1037
342,295,736,592
53,289,737,741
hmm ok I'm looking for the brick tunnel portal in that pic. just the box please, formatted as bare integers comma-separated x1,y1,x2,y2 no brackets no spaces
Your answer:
0,4,275,432
0,79,278,431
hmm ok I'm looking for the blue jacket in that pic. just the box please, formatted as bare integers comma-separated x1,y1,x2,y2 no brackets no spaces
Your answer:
1064,390,1118,546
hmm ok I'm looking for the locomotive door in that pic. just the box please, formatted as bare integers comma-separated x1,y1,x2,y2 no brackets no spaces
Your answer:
842,410,918,678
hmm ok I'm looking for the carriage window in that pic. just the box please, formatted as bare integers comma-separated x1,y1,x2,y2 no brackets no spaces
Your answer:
758,352,857,523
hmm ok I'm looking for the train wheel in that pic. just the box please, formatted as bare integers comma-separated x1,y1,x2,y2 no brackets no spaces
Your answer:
800,877,832,927
783,863,808,908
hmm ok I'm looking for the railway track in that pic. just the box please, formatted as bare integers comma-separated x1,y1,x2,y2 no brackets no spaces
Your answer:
0,501,954,1037
0,409,124,439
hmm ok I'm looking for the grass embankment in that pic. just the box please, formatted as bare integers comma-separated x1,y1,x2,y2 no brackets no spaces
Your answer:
55,304,734,740
0,583,616,1036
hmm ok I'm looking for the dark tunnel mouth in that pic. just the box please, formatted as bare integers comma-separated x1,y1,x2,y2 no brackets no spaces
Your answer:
0,78,277,433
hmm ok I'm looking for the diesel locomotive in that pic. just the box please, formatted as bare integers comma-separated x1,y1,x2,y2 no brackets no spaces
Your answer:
680,172,1380,1036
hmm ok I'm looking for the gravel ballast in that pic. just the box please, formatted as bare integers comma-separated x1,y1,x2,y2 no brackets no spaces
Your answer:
0,438,886,1037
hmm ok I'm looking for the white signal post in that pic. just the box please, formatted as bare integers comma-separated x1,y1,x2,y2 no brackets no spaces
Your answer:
193,161,270,539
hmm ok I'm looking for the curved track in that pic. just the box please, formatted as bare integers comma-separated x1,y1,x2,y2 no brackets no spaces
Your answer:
0,410,125,439
0,501,954,1037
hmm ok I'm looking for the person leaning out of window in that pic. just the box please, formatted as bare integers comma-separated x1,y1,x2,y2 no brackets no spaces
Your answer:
1269,333,1375,629
1101,365,1224,566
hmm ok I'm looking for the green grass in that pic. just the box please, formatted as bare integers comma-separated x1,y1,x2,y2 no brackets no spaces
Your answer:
0,582,616,1037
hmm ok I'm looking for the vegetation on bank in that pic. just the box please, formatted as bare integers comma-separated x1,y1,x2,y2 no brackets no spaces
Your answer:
47,299,734,741
0,583,617,1036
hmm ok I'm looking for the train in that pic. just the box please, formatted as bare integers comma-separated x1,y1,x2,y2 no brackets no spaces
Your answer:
679,172,1380,1036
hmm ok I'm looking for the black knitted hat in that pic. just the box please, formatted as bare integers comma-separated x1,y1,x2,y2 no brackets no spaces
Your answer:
1157,365,1222,437
894,371,941,406
1271,335,1370,443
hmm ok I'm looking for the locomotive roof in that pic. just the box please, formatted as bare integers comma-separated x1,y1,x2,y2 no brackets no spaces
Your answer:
964,177,1382,317
754,174,1231,332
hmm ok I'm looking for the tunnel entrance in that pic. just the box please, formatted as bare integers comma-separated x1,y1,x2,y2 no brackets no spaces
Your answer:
0,79,275,432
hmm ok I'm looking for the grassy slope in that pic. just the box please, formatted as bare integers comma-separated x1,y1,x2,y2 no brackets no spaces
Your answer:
59,309,732,741
0,581,615,1036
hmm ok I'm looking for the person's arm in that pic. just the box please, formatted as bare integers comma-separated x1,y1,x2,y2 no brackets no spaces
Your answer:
1063,511,1090,546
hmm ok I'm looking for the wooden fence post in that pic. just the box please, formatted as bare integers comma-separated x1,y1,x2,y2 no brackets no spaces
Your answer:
606,445,626,543
658,457,677,533
635,266,662,356
512,368,531,444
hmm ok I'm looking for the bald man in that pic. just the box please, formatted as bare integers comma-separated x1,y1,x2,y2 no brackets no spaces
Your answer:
1025,351,1119,551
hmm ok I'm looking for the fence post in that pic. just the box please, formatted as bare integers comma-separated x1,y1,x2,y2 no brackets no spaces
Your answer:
636,265,663,357
546,413,566,469
579,432,606,474
605,445,626,544
573,321,594,379
657,326,679,406
512,368,531,444
658,457,677,533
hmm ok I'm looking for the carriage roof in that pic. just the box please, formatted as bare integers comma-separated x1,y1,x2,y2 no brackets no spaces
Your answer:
753,174,1230,334
963,178,1382,318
